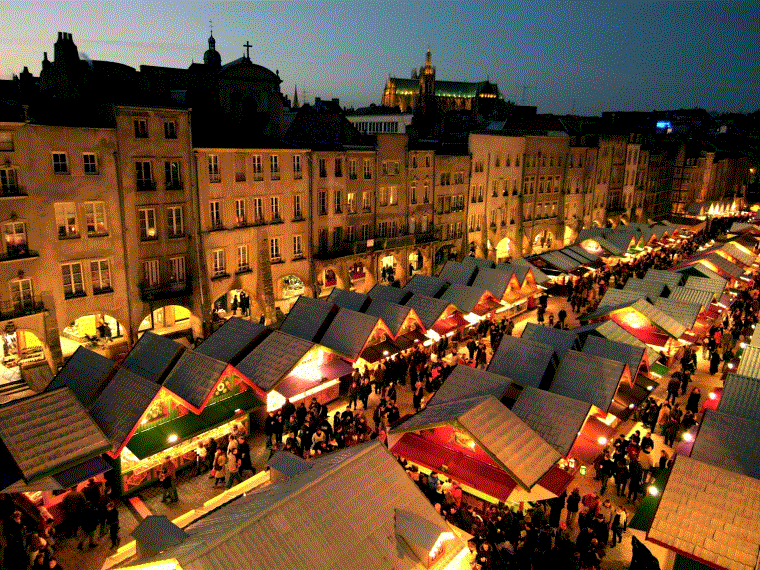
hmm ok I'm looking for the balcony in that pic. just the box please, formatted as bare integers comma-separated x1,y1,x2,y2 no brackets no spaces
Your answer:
414,231,437,244
140,276,193,302
136,180,156,191
0,185,27,198
0,296,45,320
0,245,39,263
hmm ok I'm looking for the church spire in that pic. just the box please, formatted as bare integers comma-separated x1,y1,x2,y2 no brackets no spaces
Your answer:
426,45,432,66
293,85,299,109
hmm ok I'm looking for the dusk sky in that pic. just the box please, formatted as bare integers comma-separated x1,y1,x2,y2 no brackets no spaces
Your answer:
2,1,759,115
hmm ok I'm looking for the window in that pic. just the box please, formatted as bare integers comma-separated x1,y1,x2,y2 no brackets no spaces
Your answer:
3,222,27,257
379,187,389,206
170,256,186,283
454,171,464,184
252,155,263,179
91,260,112,294
319,191,327,216
377,221,387,237
334,190,342,213
82,153,97,175
425,156,431,167
167,205,184,237
210,201,222,229
136,161,154,190
164,121,177,139
319,158,327,178
237,245,249,272
270,238,281,262
293,235,303,257
234,199,246,226
293,194,303,219
349,159,357,179
143,259,160,287
515,154,520,167
347,192,356,214
234,153,246,182
10,278,32,309
412,156,418,168
165,161,182,189
363,159,372,179
212,249,226,276
333,226,342,247
139,207,157,240
335,158,342,177
271,196,281,221
492,180,498,197
423,182,429,203
1,168,20,194
361,224,371,241
346,226,355,242
362,192,370,212
293,155,302,179
208,155,220,183
410,183,417,204
62,262,85,298
52,152,69,174
270,155,280,179
0,132,13,151
506,154,511,167
134,119,148,138
382,161,388,176
253,197,264,224
318,228,328,251
84,202,107,236
55,202,78,238
495,155,500,167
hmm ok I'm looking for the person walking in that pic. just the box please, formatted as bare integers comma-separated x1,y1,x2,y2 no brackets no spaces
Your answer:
566,487,581,528
106,501,120,549
226,449,242,488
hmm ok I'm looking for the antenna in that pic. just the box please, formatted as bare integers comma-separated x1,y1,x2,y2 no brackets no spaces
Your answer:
209,19,213,35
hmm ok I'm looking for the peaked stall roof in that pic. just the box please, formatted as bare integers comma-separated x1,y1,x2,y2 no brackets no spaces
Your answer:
677,262,728,284
88,367,162,454
720,241,757,266
589,298,687,339
511,387,592,456
0,388,110,482
392,395,560,490
44,346,115,405
549,350,628,412
735,346,760,380
403,274,448,298
691,410,760,480
717,374,760,422
471,267,512,299
488,335,557,389
162,351,230,412
278,296,337,342
576,234,626,257
426,364,513,406
437,260,478,286
462,256,496,270
128,441,464,570
642,269,683,289
194,318,267,364
439,283,492,314
495,262,533,287
596,288,648,311
366,284,410,304
363,298,418,337
235,331,315,393
121,331,185,384
537,250,581,272
652,298,702,330
623,278,667,299
320,308,388,361
326,288,370,312
506,258,550,284
688,252,744,279
563,244,599,264
647,455,760,570
573,320,660,366
521,322,580,358
582,334,647,379
402,294,452,330
667,286,714,312
683,275,727,299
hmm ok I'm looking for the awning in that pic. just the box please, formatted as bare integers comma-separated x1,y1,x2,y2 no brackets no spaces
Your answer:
432,312,468,336
278,360,353,399
52,456,112,489
360,340,400,364
394,329,427,351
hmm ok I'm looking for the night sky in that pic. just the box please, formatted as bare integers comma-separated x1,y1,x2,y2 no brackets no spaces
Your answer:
2,1,759,115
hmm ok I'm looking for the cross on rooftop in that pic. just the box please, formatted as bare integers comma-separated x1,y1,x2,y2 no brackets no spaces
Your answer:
244,41,252,59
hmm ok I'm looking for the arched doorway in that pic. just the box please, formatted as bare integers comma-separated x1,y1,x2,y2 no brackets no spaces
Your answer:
61,313,125,355
495,236,512,263
139,305,193,335
408,250,424,276
349,262,366,291
212,289,253,319
278,274,305,313
317,267,342,297
378,255,398,285
0,324,45,384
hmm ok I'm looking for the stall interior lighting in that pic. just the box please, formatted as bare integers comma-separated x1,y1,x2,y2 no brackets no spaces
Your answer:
709,392,717,400
167,434,178,444
648,486,659,496
682,432,693,442
597,437,607,445
429,531,455,559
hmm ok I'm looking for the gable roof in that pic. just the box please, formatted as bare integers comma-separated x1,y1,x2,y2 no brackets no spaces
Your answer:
588,298,687,339
582,334,647,379
689,252,744,279
320,308,386,361
506,258,550,284
162,351,229,412
683,275,727,298
488,335,557,388
44,346,115,405
367,284,410,304
426,365,512,407
403,274,448,298
402,294,452,330
439,283,488,314
363,298,415,337
642,269,683,289
392,396,560,490
471,267,512,299
676,262,727,283
0,388,110,482
129,442,464,570
121,331,185,383
511,387,592,456
691,410,760,480
495,262,532,286
647,455,760,570
462,256,495,270
437,260,477,286
131,515,189,558
576,235,625,257
235,331,315,393
717,374,760,422
573,320,659,366
563,244,599,264
521,322,580,358
194,318,267,364
549,350,627,411
596,288,647,310
326,288,370,312
279,296,337,342
88,367,161,454
537,250,581,272
720,241,756,266
667,286,714,311
652,298,702,330
623,278,667,299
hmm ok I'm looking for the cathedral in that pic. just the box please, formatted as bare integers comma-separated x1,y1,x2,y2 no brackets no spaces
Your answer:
381,48,503,116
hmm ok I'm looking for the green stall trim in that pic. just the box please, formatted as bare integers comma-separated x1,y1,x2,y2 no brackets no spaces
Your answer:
126,390,263,460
